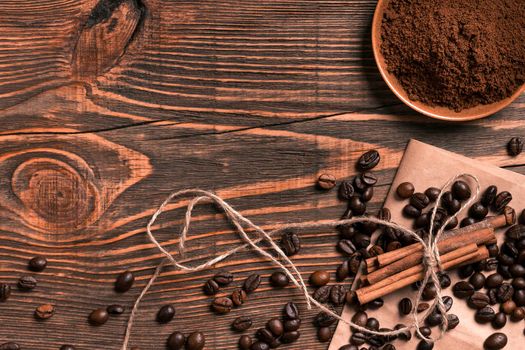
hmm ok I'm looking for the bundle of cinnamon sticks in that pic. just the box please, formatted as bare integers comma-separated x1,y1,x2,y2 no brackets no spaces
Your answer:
355,207,515,304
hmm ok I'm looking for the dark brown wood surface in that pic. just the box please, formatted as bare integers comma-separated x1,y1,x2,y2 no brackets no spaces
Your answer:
0,0,524,349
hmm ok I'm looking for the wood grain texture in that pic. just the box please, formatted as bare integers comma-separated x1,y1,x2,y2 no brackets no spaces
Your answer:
0,0,524,349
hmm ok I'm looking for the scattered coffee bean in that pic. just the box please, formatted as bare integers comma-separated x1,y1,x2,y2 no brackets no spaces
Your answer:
368,298,384,309
283,302,299,320
458,264,475,279
34,303,55,320
353,175,368,193
351,311,368,329
280,331,300,344
453,281,475,298
167,331,185,350
425,310,443,327
469,272,486,290
501,300,517,315
438,273,452,288
337,239,356,256
313,311,336,327
107,304,124,315
213,271,234,286
398,298,412,315
350,332,367,346
480,185,498,207
512,277,525,290
361,172,378,186
211,297,233,314
232,288,247,306
317,327,332,342
336,260,350,281
60,346,75,350
486,273,504,289
89,308,109,326
18,275,37,291
403,204,421,218
493,191,512,212
510,264,525,278
250,341,269,350
468,292,490,309
0,284,11,302
270,271,289,288
266,318,284,337
492,312,507,329
357,150,380,170
232,316,253,332
496,283,514,303
511,307,525,321
410,193,430,210
483,332,508,350
397,182,415,199
442,296,454,312
203,279,220,295
313,285,331,303
186,331,205,350
310,270,330,287
283,319,301,332
424,187,440,202
475,306,496,323
115,270,134,293
361,186,374,202
330,285,347,305
469,202,488,220
365,317,379,330
442,191,461,214
508,137,523,156
338,345,358,350
461,217,477,228
452,180,471,200
505,225,525,241
417,303,430,313
317,174,337,190
514,289,525,306
416,340,434,350
447,314,460,330
243,274,261,293
239,335,253,350
28,256,47,272
338,180,355,199
348,196,366,215
422,284,438,301
280,231,300,256
0,343,20,350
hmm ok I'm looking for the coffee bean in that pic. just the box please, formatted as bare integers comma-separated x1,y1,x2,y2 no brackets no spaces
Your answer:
485,273,504,289
511,307,525,321
410,193,430,210
417,303,430,313
514,289,525,306
416,340,434,350
508,137,523,156
461,217,477,228
493,191,512,212
0,284,11,302
232,316,253,332
313,311,336,327
317,174,337,190
256,327,275,344
34,303,55,320
353,233,371,249
348,196,366,215
337,240,356,256
505,225,525,241
361,186,374,202
211,297,233,314
485,258,499,271
18,275,37,291
367,298,384,309
487,243,500,258
403,204,421,218
350,332,367,346
498,265,513,279
394,323,411,341
280,331,300,344
250,341,269,350
458,264,475,279
107,304,124,315
425,310,443,327
512,277,525,290
510,264,525,278
422,284,438,301
60,346,75,350
453,281,475,298
167,331,185,350
397,182,415,198
469,272,486,290
280,231,300,256
353,175,368,193
308,270,330,287
357,150,380,170
438,273,452,288
442,191,460,214
468,292,490,309
317,327,332,342
398,298,412,315
330,285,346,305
469,202,488,220
186,331,205,350
351,311,368,329
313,285,331,303
214,271,234,286
488,289,499,305
270,271,289,288
338,345,358,350
383,345,396,350
361,172,378,186
283,302,299,320
442,296,454,311
283,319,301,331
203,279,220,295
115,270,134,293
483,333,508,349
266,318,284,337
157,304,176,323
232,288,247,306
338,180,355,199
365,317,379,330
89,308,109,326
496,283,514,303
243,274,261,293
28,256,47,272
0,343,20,350
424,187,440,202
239,335,253,350
501,300,517,315
452,180,471,200
492,312,507,329
447,314,460,330
336,260,350,281
475,306,496,323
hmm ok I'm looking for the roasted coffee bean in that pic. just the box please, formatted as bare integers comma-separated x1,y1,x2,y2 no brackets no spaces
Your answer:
519,250,525,264
266,318,284,337
167,331,185,350
317,327,332,342
442,296,453,312
398,298,412,315
255,328,274,344
422,284,437,301
239,335,253,350
416,340,434,350
475,306,496,323
492,312,507,329
89,308,109,326
232,288,247,306
350,332,367,346
502,241,519,258
337,239,356,256
351,311,368,329
514,289,525,306
447,314,460,330
214,271,234,286
317,174,337,190
458,264,475,279
313,285,331,303
417,325,431,338
330,285,347,305
365,317,379,330
445,215,459,229
497,284,514,303
313,311,336,327
348,196,366,216
28,256,47,272
513,277,525,290
460,217,477,228
360,172,378,186
508,137,523,156
157,304,176,323
18,275,37,290
107,304,124,315
414,213,430,228
60,346,75,350
438,273,452,289
366,298,384,310
468,292,490,309
338,180,355,199
283,302,299,320
336,260,350,281
501,300,517,314
486,273,504,289
493,191,512,212
270,271,289,288
34,303,54,320
505,225,525,241
232,316,253,332
280,231,300,256
485,258,499,271
310,270,330,287
0,343,20,350
469,272,486,290
211,297,233,314
283,319,301,332
250,341,269,350
376,208,391,223
452,180,471,200
361,187,374,202
510,264,525,278
483,333,508,350
394,324,411,341
403,204,421,218
115,270,134,293
510,307,525,321
383,345,396,350
397,182,415,199
488,289,499,305
453,281,475,298
338,221,356,239
353,233,371,249
0,284,11,302
203,279,220,295
357,150,380,170
368,336,385,347
425,187,440,202
442,191,460,214
480,186,498,207
386,241,402,251
498,265,513,279
280,331,300,344
186,332,205,350
243,274,261,293
417,303,430,313
425,311,443,327
410,193,430,210
353,175,368,193
469,202,488,220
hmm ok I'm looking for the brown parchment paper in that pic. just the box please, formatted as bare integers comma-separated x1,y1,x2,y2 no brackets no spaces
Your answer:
329,139,525,350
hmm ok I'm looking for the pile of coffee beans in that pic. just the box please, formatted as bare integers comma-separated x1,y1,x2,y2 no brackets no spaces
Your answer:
208,272,263,315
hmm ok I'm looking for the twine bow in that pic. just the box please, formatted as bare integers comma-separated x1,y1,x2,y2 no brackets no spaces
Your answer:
121,174,480,350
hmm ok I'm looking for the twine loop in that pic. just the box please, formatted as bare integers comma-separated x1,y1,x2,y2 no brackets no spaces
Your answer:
121,174,480,350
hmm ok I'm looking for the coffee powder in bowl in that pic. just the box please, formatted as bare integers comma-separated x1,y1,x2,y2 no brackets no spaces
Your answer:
372,0,525,121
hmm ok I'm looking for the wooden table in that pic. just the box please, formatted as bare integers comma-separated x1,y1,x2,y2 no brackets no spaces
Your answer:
0,0,523,349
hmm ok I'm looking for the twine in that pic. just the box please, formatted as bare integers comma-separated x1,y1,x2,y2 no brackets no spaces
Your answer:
121,174,480,350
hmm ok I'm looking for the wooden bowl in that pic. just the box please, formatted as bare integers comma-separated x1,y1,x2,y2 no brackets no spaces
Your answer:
372,0,525,121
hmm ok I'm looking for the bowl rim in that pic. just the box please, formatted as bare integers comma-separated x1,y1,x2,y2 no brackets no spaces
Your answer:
371,0,525,122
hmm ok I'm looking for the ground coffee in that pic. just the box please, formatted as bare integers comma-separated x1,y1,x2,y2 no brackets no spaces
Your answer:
381,0,525,111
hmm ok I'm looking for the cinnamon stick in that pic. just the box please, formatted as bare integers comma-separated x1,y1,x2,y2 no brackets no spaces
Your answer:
366,228,495,284
357,245,489,304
